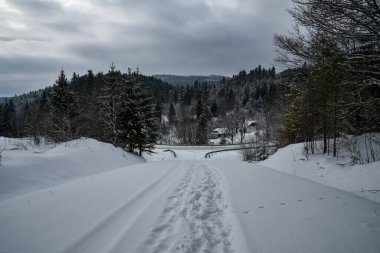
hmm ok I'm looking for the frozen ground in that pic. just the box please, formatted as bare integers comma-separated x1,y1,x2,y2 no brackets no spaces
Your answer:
0,138,380,253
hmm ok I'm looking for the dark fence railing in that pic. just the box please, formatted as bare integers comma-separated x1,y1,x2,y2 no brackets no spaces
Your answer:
204,144,278,158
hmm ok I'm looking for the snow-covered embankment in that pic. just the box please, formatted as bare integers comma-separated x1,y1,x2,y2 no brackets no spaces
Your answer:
0,137,144,200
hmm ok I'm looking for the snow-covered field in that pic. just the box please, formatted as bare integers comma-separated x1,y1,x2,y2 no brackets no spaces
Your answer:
1,138,380,253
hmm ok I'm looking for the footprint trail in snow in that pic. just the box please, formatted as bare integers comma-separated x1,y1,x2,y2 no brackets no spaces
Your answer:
140,162,235,253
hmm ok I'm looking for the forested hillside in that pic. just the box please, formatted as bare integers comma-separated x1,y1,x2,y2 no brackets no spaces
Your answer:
0,64,281,149
153,74,227,86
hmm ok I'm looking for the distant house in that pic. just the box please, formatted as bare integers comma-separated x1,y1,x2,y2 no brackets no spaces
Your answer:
246,120,258,133
210,128,229,139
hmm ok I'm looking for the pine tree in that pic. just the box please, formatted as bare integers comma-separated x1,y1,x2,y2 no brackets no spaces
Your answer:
154,102,162,123
195,113,208,144
242,86,250,106
184,85,192,106
136,88,158,155
49,69,77,142
280,83,305,144
97,66,158,154
77,69,100,139
118,70,158,155
179,89,185,105
85,70,95,90
211,100,218,117
98,63,123,145
118,72,144,152
270,66,276,77
196,99,203,119
168,103,176,124
172,88,179,104
39,90,48,111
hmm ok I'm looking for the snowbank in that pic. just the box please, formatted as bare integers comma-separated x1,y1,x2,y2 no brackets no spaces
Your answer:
260,138,380,203
0,137,144,200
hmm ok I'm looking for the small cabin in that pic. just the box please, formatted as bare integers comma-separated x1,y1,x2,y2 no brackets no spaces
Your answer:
246,120,257,133
210,128,229,139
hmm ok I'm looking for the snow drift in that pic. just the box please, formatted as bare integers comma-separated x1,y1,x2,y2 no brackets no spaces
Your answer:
0,137,144,200
260,134,380,203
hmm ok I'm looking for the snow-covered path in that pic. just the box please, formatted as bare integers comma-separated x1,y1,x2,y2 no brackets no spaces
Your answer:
0,161,241,253
1,160,380,253
139,162,237,253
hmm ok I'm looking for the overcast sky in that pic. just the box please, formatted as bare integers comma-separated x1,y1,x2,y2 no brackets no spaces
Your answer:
0,0,293,97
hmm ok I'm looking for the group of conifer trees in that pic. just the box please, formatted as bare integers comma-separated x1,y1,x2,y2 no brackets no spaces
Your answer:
46,64,158,155
0,64,279,149
274,0,380,156
0,100,17,137
157,66,279,145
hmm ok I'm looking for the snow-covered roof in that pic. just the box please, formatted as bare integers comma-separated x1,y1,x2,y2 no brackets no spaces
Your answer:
247,120,257,126
212,128,228,134
161,115,169,123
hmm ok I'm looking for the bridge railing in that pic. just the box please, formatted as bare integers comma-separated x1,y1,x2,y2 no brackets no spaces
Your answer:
204,143,278,159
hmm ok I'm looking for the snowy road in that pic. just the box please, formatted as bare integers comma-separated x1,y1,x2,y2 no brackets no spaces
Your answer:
1,160,380,253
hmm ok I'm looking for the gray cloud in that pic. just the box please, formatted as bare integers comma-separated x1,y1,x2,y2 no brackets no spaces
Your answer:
10,0,63,16
46,20,86,34
0,56,62,74
0,0,293,97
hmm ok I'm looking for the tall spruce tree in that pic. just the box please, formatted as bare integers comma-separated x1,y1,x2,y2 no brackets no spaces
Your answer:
77,69,100,139
196,99,203,119
211,100,218,117
118,70,158,155
154,102,162,123
135,87,158,155
195,113,208,144
98,63,123,145
168,103,176,124
50,69,76,142
118,71,142,152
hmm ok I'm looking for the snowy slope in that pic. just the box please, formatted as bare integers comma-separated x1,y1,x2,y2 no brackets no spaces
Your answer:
260,142,380,203
1,138,380,253
0,138,144,200
211,160,380,253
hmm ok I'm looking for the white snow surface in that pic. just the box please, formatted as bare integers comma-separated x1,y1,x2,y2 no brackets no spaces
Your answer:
0,137,144,200
260,142,380,203
1,138,380,253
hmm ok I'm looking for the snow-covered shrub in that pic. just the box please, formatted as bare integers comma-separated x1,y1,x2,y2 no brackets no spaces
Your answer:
342,133,380,164
242,142,278,161
242,148,255,161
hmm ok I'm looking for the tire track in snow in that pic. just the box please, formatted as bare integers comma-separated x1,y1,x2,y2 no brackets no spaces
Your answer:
62,162,184,253
141,162,235,253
